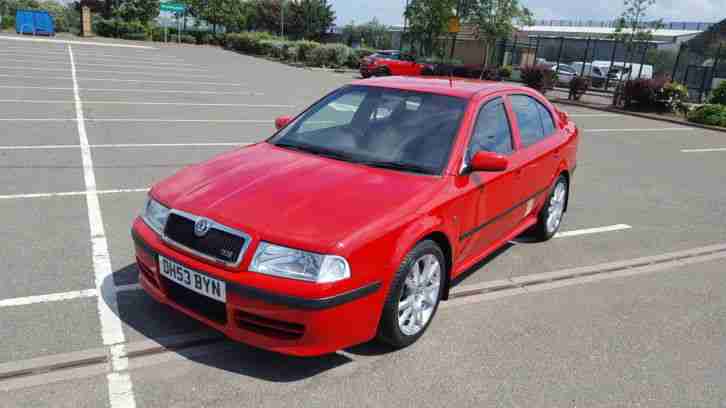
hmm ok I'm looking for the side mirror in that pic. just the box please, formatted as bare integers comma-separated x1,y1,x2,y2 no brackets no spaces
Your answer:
469,151,508,172
275,115,293,130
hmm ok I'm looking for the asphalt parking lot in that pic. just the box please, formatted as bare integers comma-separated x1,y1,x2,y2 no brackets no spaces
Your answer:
1,35,726,407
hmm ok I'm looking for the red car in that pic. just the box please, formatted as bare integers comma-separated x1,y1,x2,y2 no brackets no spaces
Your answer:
360,50,426,78
132,77,579,356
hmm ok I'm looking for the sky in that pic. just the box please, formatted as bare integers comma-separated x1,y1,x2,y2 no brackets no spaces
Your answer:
329,0,723,27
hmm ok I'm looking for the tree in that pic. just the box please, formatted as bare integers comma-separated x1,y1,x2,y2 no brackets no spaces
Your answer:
113,0,159,23
464,0,533,68
611,0,660,104
285,0,334,41
404,0,458,56
183,0,252,33
342,18,391,49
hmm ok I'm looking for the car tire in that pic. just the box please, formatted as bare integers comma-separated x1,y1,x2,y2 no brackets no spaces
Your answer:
531,175,569,241
361,72,372,79
377,240,445,349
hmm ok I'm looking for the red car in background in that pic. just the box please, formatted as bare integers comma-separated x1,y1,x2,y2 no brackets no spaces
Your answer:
360,50,427,78
132,77,579,356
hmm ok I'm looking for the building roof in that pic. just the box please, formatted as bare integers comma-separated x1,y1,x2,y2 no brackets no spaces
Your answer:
518,25,702,39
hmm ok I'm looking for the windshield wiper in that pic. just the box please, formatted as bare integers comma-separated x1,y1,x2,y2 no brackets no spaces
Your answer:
358,160,434,175
274,142,358,163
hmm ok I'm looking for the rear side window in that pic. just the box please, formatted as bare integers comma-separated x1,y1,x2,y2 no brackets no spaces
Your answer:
510,95,556,147
467,97,513,157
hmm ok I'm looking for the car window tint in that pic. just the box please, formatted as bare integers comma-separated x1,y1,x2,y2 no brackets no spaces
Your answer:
299,90,366,133
468,97,513,157
536,102,556,136
510,95,545,147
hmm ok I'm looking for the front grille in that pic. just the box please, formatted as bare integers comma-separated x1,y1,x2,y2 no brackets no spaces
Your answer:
234,311,305,340
164,213,247,265
164,278,228,325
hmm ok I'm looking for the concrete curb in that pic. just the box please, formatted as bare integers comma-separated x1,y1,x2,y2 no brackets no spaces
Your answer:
552,98,726,134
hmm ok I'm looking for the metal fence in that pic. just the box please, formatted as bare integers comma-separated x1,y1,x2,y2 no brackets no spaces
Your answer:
533,20,714,31
672,42,725,102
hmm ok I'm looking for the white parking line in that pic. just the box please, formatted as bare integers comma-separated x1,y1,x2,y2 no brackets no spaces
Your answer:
0,289,98,308
0,119,271,123
586,128,691,133
0,99,293,108
70,45,137,408
0,143,250,150
0,85,264,96
0,53,192,67
0,65,225,80
0,35,155,49
681,147,726,153
0,49,186,62
554,224,632,238
0,188,150,200
0,73,246,87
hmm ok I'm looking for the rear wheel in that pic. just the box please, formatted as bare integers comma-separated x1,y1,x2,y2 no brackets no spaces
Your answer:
375,66,391,77
377,240,445,348
531,175,568,241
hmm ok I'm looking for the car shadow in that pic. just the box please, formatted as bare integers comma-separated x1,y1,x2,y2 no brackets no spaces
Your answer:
450,242,516,288
102,265,353,383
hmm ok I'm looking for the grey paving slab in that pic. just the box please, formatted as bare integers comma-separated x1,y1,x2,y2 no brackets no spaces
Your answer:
82,103,288,121
91,146,232,190
0,121,78,146
84,121,272,147
125,259,726,408
0,197,94,299
0,149,84,195
0,370,109,408
0,100,75,119
0,298,102,364
0,87,74,101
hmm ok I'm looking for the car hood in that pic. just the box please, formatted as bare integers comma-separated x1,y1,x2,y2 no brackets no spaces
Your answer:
152,143,443,252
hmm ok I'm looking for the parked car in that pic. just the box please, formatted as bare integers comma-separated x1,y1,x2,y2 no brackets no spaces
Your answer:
132,77,579,356
360,50,427,78
549,64,578,86
571,62,609,88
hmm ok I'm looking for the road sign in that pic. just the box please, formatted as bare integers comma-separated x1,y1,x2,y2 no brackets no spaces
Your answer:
447,17,461,34
160,2,186,13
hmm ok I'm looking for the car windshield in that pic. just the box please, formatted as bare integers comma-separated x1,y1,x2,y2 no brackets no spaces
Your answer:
269,85,467,175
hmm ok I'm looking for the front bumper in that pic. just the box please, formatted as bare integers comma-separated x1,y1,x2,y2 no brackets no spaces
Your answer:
131,218,384,356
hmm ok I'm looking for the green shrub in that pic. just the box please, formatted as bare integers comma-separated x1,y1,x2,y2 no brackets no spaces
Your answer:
283,43,299,61
687,104,726,127
324,43,352,68
709,80,726,105
225,31,280,54
2,16,15,30
260,39,288,58
346,48,375,69
498,65,513,79
306,45,328,67
520,65,554,93
623,78,666,108
180,34,196,44
296,40,321,62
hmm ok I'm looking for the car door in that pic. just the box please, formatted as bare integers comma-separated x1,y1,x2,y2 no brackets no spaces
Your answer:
456,96,521,261
508,94,562,220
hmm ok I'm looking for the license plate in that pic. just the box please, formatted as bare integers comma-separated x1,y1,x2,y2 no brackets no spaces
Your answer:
159,255,226,303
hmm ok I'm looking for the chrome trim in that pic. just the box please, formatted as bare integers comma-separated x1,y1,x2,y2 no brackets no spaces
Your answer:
161,209,252,268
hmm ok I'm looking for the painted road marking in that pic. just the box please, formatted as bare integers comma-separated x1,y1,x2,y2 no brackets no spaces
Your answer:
0,188,149,200
586,128,691,133
681,147,726,153
0,85,264,96
69,45,136,408
0,49,187,62
0,143,251,150
0,73,247,87
0,65,225,79
555,224,632,238
0,289,97,308
0,119,271,123
0,99,293,108
0,35,155,49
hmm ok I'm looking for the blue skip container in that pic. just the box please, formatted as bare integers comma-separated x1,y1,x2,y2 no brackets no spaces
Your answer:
16,10,56,36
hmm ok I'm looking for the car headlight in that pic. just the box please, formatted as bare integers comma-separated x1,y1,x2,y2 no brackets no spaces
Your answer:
250,242,350,283
142,197,170,235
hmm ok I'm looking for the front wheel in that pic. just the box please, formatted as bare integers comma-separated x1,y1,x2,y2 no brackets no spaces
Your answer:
531,175,568,241
377,240,445,348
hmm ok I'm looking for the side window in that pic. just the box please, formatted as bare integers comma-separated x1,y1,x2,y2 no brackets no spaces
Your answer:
510,95,544,147
536,102,556,136
467,97,513,158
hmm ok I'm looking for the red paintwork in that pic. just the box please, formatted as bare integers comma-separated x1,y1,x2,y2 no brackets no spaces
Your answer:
470,151,508,172
360,50,426,77
132,77,579,356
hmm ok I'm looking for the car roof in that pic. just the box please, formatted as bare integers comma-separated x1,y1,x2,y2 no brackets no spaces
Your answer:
350,76,521,99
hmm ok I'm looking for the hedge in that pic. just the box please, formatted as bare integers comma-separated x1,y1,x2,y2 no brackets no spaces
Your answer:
709,80,726,106
687,104,726,127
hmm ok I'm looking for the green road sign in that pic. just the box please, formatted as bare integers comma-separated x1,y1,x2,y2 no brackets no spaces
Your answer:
160,2,186,13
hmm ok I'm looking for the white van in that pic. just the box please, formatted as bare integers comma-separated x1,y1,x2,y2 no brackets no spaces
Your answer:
591,60,654,80
570,62,609,87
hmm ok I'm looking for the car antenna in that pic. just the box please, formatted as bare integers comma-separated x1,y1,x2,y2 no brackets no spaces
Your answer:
449,67,454,88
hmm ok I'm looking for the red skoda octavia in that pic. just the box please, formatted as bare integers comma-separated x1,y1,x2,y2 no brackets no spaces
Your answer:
132,77,579,356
